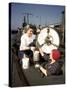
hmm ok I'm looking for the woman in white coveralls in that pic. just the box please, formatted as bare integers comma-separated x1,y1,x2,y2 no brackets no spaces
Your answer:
19,24,36,64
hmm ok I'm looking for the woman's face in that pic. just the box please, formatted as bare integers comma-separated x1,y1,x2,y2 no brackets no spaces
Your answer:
27,28,33,37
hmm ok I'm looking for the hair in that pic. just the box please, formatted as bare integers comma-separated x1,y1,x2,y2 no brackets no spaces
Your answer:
52,49,61,60
24,24,34,33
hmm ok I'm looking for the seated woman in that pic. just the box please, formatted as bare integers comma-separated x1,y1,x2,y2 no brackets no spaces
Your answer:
38,49,62,76
19,24,36,64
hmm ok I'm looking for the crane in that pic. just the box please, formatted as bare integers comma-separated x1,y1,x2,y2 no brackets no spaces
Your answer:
22,12,32,24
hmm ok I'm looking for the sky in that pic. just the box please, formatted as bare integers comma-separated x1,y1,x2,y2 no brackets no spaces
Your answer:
10,3,65,30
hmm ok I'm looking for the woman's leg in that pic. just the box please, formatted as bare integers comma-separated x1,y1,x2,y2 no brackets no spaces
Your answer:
18,51,24,64
24,50,34,65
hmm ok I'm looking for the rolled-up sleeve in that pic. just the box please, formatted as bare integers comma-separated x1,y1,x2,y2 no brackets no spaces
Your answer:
20,36,26,50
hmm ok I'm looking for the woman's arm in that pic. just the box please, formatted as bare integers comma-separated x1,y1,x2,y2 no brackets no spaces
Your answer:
40,66,47,76
39,66,47,76
39,48,44,56
20,35,30,50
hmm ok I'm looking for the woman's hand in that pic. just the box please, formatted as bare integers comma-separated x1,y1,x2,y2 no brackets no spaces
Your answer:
30,46,35,52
